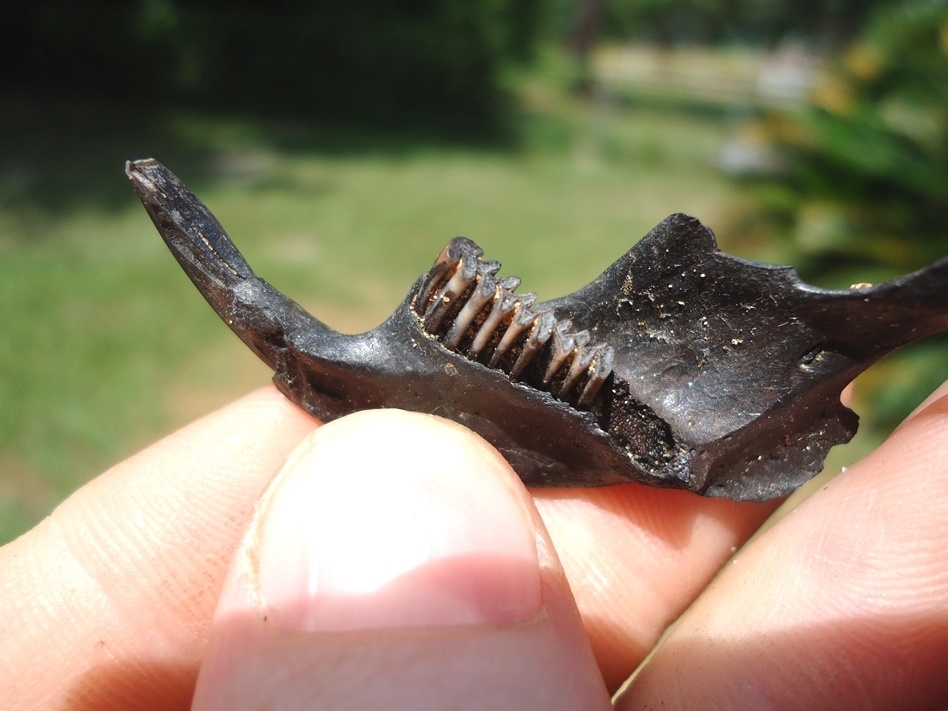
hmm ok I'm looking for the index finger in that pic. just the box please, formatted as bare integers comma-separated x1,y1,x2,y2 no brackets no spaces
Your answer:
534,478,777,690
0,387,319,711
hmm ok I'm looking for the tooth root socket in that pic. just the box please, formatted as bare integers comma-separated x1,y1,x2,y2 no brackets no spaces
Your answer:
415,238,614,411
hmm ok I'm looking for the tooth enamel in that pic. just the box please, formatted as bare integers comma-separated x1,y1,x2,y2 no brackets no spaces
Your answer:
478,259,502,277
425,254,479,333
510,310,555,378
419,238,482,307
471,286,518,356
497,275,521,292
559,336,595,397
542,320,577,385
444,274,496,349
418,252,458,307
490,297,539,367
579,344,615,406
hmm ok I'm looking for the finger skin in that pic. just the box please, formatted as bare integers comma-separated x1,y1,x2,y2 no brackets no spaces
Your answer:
0,387,318,711
619,382,948,710
533,485,777,690
193,411,612,710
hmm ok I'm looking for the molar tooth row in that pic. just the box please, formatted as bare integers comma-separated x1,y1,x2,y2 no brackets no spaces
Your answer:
470,277,521,355
418,238,613,408
444,273,496,349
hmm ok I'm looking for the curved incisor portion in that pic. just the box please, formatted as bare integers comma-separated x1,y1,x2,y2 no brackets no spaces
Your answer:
415,237,614,409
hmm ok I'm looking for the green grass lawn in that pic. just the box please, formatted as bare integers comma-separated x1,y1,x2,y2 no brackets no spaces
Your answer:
0,51,917,543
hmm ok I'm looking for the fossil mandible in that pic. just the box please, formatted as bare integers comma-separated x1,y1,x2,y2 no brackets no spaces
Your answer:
127,159,948,502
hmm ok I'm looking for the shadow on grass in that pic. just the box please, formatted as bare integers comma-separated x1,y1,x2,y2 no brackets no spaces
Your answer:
0,91,521,236
1,96,212,225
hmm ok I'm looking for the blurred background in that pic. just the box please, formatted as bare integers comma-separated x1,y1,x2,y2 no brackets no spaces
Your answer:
1,0,946,543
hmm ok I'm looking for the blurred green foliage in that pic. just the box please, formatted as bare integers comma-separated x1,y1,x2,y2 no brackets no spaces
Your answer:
549,0,887,46
740,3,948,277
755,2,947,279
0,0,544,131
1,0,894,132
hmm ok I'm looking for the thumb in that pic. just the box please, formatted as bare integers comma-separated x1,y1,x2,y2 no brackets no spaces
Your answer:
192,409,612,710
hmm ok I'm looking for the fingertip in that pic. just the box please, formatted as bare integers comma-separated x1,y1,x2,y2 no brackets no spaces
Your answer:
534,482,778,692
256,409,544,631
195,409,611,710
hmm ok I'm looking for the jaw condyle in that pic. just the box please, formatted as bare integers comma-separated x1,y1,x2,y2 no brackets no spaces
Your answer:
127,158,948,502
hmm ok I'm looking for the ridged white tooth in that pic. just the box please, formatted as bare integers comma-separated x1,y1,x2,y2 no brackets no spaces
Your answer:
510,311,556,379
419,239,480,306
443,274,496,349
550,331,595,397
578,344,615,406
558,336,596,397
418,252,458,307
489,298,539,367
478,259,501,277
425,255,478,332
471,286,518,356
497,275,521,292
542,320,577,385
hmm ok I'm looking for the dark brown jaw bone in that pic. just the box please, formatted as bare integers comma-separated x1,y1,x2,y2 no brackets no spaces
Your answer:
127,158,948,502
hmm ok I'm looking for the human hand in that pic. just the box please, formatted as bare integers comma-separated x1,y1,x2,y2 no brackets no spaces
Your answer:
2,383,946,709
